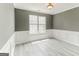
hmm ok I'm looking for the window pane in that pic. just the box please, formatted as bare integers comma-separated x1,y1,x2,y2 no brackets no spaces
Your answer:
29,15,46,34
39,16,46,24
29,25,38,34
29,15,38,24
39,25,46,33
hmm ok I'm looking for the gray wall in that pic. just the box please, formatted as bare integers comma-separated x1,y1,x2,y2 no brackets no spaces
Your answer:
0,3,14,49
15,8,53,31
53,7,79,32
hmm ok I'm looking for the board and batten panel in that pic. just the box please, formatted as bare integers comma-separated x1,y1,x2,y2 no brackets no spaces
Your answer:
0,3,14,49
52,6,79,47
15,8,53,44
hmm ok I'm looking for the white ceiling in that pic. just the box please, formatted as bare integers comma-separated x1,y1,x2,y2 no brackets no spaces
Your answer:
14,3,79,15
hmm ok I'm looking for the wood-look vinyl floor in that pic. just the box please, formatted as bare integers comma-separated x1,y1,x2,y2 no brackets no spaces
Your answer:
14,39,79,56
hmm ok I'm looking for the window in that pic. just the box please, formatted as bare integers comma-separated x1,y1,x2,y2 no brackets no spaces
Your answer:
29,15,46,34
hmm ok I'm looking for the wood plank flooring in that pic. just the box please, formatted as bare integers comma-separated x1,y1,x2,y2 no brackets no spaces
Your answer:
14,39,79,56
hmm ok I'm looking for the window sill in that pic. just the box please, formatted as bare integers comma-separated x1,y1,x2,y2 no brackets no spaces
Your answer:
29,32,47,35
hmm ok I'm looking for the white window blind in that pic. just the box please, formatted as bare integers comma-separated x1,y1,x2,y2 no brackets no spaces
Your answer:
29,15,46,34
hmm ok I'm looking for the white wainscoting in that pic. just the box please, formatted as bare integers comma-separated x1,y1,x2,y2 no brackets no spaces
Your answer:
15,29,53,44
15,29,79,47
52,29,79,47
0,33,15,56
